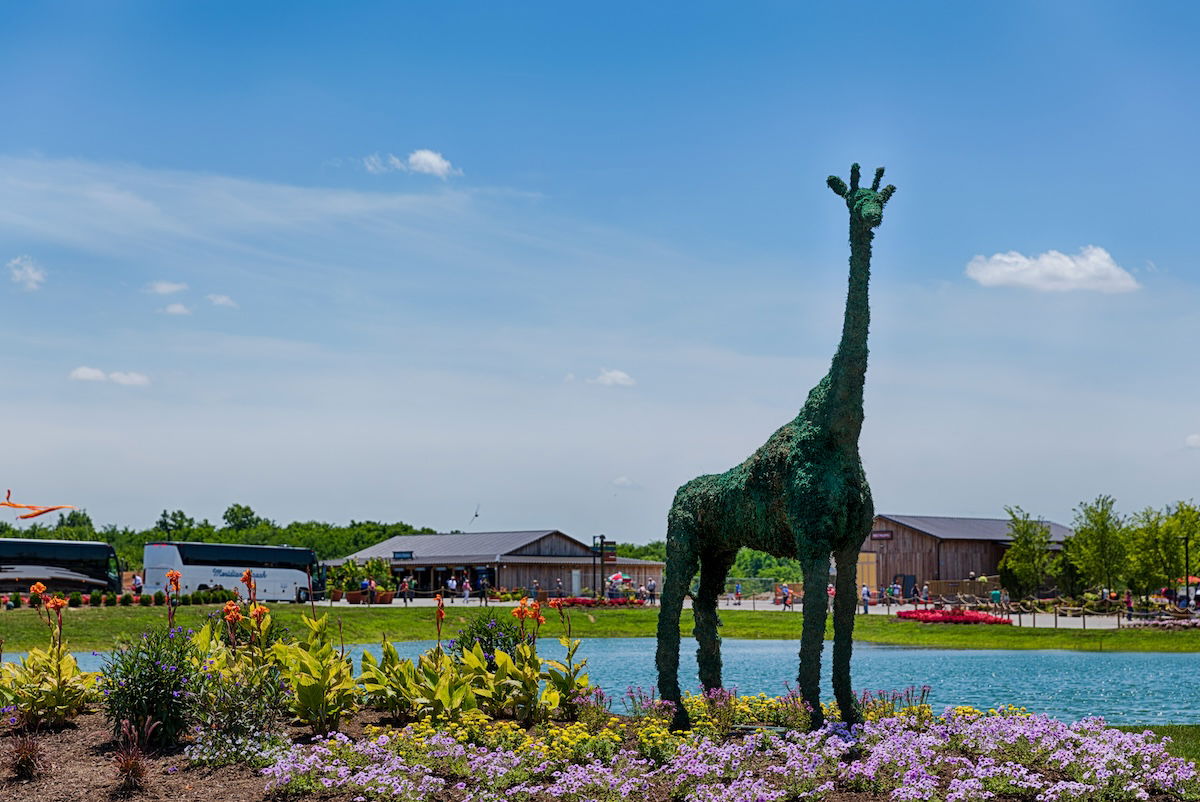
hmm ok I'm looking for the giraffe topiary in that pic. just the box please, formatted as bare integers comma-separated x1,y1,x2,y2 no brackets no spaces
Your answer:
655,163,896,731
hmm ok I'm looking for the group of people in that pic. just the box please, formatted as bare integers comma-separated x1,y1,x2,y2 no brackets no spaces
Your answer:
442,574,490,605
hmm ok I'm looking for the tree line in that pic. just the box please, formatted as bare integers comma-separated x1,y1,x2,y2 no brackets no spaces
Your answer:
618,541,805,583
999,495,1200,599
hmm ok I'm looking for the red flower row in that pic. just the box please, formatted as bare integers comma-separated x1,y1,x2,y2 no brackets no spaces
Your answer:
549,597,646,608
897,609,1012,625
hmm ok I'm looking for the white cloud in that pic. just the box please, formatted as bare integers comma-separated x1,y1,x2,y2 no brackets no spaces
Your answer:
147,280,188,295
1186,434,1200,449
406,149,460,179
612,476,641,490
68,367,150,386
8,255,46,290
68,366,107,382
206,293,238,308
362,149,461,179
966,245,1139,293
588,368,636,387
163,302,191,315
108,371,150,386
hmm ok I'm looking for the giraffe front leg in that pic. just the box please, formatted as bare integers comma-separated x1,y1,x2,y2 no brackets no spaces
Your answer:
832,546,864,725
694,549,735,693
656,513,699,731
799,555,831,729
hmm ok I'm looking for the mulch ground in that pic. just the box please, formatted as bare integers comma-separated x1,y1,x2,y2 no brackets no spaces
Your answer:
0,711,395,802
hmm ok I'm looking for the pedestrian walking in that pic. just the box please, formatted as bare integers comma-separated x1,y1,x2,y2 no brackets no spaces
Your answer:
399,578,410,607
861,583,871,614
734,582,742,606
462,577,471,603
647,577,657,605
446,575,457,603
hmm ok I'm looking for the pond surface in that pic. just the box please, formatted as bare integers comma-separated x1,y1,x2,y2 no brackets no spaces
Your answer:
8,639,1196,725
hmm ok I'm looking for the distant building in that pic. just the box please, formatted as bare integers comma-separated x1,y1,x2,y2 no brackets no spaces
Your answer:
859,514,1072,591
328,529,663,596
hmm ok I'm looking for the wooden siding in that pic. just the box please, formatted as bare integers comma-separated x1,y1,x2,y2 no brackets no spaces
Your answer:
509,532,595,558
862,517,1008,585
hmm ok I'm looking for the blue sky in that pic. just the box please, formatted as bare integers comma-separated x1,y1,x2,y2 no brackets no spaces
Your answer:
2,2,1199,538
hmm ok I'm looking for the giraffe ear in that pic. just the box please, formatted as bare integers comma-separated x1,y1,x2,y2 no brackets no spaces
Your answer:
879,185,896,204
827,176,848,197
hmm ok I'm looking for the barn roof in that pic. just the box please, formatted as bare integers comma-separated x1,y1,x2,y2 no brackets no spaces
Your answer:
877,514,1072,543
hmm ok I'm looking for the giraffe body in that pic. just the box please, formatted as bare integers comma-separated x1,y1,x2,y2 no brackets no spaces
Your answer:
655,164,895,730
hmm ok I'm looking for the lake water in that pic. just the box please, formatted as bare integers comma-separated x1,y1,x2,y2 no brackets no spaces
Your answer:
7,639,1196,725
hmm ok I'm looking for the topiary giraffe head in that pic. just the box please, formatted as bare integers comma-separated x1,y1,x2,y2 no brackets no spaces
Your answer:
826,163,896,229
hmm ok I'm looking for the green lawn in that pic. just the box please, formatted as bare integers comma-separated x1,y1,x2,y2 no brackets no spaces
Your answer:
3,603,1200,654
1119,725,1200,763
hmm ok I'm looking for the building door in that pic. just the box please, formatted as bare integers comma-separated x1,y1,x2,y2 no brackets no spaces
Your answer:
856,552,877,591
570,569,581,596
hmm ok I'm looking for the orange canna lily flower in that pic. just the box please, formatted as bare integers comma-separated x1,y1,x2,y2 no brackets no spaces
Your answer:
45,596,68,611
166,569,182,593
30,582,47,595
250,604,269,621
2,489,75,520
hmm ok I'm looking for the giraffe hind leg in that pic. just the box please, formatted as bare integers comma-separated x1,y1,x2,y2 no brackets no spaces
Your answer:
694,548,736,693
799,555,832,729
656,516,699,731
831,546,864,725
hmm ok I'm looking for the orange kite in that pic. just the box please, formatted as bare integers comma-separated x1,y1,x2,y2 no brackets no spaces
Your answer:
2,489,75,519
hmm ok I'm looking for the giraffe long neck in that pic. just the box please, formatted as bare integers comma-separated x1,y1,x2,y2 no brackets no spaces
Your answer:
823,216,873,447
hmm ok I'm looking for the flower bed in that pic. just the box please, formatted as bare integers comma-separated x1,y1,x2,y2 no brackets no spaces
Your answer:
897,608,1012,625
265,707,1199,802
552,596,645,608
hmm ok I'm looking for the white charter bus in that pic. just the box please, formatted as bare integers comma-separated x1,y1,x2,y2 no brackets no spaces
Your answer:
143,541,324,602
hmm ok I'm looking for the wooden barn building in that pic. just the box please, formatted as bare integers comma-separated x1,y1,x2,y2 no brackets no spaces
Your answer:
329,530,664,597
858,514,1072,594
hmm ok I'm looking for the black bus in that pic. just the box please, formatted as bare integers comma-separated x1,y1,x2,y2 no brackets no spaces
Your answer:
0,537,123,594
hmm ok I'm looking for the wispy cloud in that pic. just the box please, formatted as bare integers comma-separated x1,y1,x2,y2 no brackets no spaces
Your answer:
1186,434,1200,449
588,368,636,387
362,149,461,179
966,245,1139,293
8,255,46,290
206,293,238,308
612,475,641,490
147,280,188,295
68,366,107,382
163,302,191,315
109,371,151,386
68,366,150,386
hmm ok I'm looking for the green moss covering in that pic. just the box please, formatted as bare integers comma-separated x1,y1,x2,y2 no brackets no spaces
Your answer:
656,164,897,730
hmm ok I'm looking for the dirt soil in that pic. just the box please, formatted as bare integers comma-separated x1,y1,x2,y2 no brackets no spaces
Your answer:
0,711,387,802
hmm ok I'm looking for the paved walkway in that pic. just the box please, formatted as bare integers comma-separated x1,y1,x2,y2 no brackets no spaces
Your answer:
317,595,1126,629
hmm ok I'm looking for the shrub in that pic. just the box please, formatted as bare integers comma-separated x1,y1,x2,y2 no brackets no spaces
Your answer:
68,592,83,608
120,594,133,607
5,734,46,780
446,611,534,669
189,623,288,732
100,627,196,746
10,594,20,609
112,720,157,795
89,591,102,607
179,593,192,606
153,591,165,606
138,594,151,607
105,594,117,607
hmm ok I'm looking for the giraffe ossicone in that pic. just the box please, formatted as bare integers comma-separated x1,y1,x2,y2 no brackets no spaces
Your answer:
654,163,896,731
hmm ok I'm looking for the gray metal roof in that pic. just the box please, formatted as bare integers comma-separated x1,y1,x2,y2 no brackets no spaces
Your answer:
332,530,565,564
878,514,1072,543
